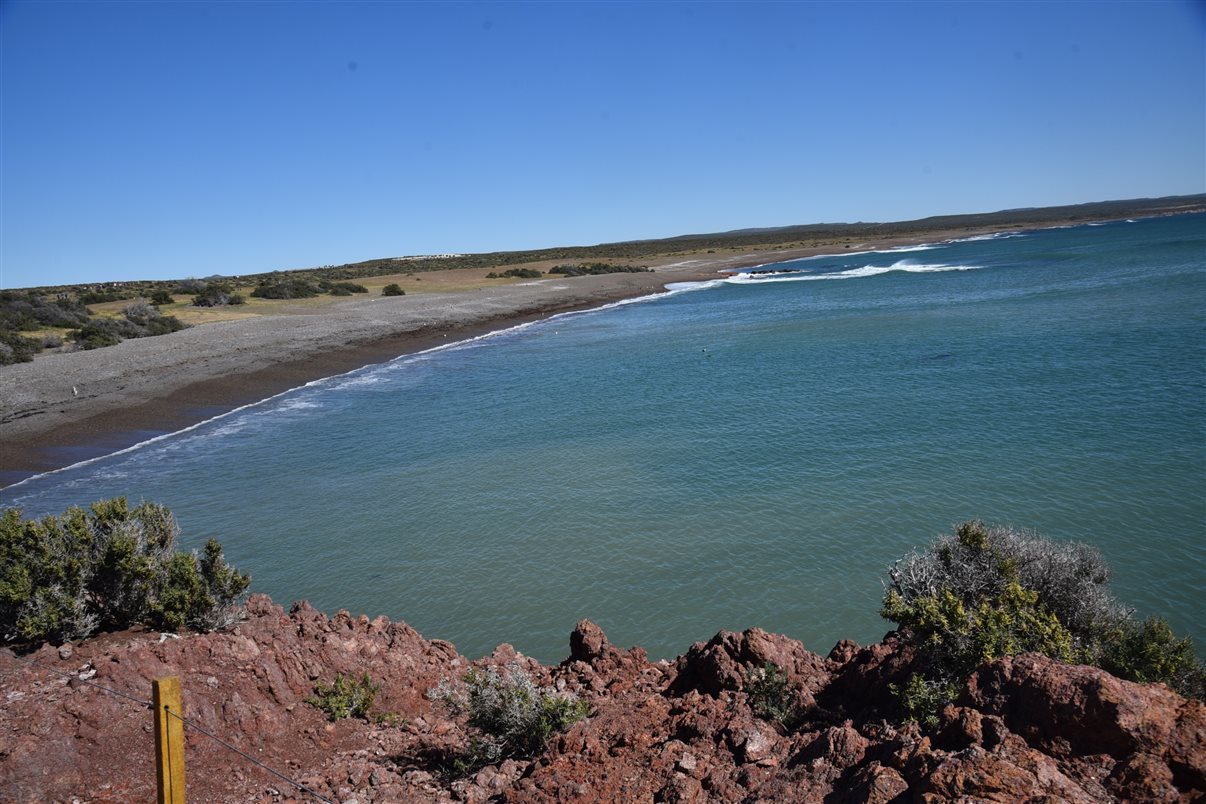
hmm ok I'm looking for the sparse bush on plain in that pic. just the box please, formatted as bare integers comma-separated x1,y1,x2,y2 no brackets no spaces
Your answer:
320,281,368,296
548,263,651,277
306,673,379,721
486,268,543,279
70,306,186,348
173,279,207,295
78,289,129,305
882,521,1205,726
0,331,42,364
0,498,250,644
381,283,405,296
149,290,175,306
429,662,589,774
249,277,321,299
192,284,245,307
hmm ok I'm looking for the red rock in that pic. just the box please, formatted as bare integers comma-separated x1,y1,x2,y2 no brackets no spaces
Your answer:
2,601,1203,802
962,653,1206,794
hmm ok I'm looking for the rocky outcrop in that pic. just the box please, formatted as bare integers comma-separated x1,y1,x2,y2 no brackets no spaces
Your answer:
0,595,1202,802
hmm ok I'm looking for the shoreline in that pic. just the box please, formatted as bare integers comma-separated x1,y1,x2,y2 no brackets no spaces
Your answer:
0,214,1182,489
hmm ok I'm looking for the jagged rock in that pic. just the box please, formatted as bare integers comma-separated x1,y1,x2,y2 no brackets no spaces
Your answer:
1,599,1203,802
568,619,615,664
669,627,830,701
962,653,1206,794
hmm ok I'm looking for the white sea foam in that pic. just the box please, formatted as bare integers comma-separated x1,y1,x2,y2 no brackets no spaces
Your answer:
879,244,940,253
724,260,980,284
947,232,1025,243
664,279,726,292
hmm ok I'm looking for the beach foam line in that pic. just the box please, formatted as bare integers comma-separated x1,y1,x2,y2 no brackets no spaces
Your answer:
2,282,712,492
947,231,1025,243
724,260,980,284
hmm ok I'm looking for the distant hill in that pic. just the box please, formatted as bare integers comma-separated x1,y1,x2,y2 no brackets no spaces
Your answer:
18,194,1206,294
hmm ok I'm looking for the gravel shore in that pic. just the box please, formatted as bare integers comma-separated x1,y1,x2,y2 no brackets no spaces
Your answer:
1,258,742,485
0,226,1042,487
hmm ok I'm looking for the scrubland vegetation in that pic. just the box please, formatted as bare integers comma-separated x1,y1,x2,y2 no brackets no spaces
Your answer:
307,673,380,721
429,662,589,775
0,498,249,643
879,521,1204,726
0,290,189,362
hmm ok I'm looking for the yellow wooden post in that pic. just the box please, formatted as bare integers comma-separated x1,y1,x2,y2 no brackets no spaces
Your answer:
153,676,186,804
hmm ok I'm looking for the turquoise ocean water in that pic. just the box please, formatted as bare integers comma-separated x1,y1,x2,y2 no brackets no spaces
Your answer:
3,214,1204,662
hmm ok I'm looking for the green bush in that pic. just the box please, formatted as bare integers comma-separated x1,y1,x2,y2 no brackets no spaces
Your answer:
888,673,958,731
249,278,321,299
78,290,129,305
1101,617,1206,699
882,521,1204,725
306,673,379,721
0,331,42,364
0,498,250,644
320,281,368,296
486,268,543,279
150,290,175,306
381,283,405,296
429,662,589,774
70,318,125,349
192,284,244,307
745,662,796,726
548,263,651,277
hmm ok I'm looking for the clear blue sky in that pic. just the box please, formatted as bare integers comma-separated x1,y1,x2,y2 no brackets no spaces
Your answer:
2,1,1202,288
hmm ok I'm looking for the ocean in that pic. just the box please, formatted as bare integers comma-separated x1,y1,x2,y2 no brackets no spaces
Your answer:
3,214,1203,662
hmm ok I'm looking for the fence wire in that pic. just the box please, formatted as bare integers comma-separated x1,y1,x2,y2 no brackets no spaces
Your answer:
4,650,336,804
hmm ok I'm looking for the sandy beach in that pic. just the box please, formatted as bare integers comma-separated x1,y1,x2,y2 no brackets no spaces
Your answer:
0,219,1148,487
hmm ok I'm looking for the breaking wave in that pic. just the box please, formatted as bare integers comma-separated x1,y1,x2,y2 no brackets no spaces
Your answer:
724,260,980,284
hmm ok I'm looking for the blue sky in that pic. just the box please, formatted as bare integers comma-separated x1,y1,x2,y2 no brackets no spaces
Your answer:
1,1,1202,288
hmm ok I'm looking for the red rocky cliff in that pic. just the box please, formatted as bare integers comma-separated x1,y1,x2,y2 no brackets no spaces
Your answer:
1,595,1202,802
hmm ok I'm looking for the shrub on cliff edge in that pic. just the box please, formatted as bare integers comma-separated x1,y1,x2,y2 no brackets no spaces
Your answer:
0,498,250,644
429,662,589,774
307,673,379,721
882,520,1204,726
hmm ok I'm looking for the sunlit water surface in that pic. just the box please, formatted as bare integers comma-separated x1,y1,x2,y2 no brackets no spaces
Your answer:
4,215,1203,662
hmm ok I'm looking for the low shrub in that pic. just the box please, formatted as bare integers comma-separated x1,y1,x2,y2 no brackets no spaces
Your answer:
745,662,796,726
307,673,379,721
888,673,958,731
1101,616,1206,699
320,281,368,296
381,283,405,296
250,278,321,299
0,498,250,644
548,263,651,277
882,521,1204,726
486,268,543,279
78,290,129,305
70,307,187,348
192,285,244,307
172,279,207,295
429,662,589,774
0,331,41,364
149,290,175,306
70,318,125,349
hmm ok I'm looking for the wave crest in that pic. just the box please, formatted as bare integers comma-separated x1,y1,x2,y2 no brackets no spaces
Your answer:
725,260,980,284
